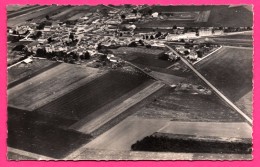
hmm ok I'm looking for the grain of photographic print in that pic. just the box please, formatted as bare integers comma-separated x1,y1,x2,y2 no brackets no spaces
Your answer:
6,4,253,160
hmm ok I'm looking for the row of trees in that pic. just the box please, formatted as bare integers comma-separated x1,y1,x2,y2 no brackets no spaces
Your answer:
35,48,90,63
131,135,252,154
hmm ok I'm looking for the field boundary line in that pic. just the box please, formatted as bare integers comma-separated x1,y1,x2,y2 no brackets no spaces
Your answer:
8,147,55,160
193,46,223,65
26,71,106,111
8,6,51,20
65,81,165,160
69,81,164,134
223,45,253,50
165,44,253,125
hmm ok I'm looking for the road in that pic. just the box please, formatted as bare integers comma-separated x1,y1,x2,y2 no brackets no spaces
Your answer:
165,44,253,125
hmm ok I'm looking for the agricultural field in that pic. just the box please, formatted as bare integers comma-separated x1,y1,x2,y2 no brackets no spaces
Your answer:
8,63,102,111
213,32,253,40
137,5,252,27
195,46,253,117
134,72,245,122
8,107,91,159
111,47,173,68
84,116,170,151
36,69,151,121
7,5,48,19
7,6,69,27
8,59,59,87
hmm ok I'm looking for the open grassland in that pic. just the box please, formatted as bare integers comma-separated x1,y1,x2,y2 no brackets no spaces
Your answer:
36,70,150,121
8,59,59,87
8,63,101,111
195,46,252,116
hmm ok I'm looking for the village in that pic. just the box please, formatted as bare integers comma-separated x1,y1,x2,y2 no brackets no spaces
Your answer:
7,5,253,161
7,5,251,68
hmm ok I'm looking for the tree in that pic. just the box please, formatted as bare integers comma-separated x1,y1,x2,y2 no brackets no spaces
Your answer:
196,50,203,58
150,35,154,39
12,45,25,51
99,54,107,61
36,48,46,57
45,15,50,20
69,33,74,41
121,26,128,31
184,43,192,49
121,14,126,19
138,40,144,46
148,9,153,15
158,53,169,60
47,37,53,43
84,51,90,59
155,31,162,38
37,22,46,30
100,8,108,17
146,44,152,48
132,9,138,16
128,42,137,47
184,50,190,55
32,31,42,39
172,25,177,30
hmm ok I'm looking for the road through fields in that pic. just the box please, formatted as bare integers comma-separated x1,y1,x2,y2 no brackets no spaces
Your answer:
165,44,253,125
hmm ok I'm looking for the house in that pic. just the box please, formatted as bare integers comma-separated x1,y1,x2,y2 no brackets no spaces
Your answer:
43,26,51,32
165,51,178,60
199,29,212,37
26,41,40,52
23,57,33,64
188,50,198,60
152,12,159,18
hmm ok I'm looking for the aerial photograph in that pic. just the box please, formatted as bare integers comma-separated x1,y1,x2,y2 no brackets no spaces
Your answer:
7,4,253,160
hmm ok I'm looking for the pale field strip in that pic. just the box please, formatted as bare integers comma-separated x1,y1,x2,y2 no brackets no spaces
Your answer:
65,116,170,159
73,149,251,160
8,63,104,111
235,91,252,118
27,71,106,111
195,10,211,22
193,45,223,65
67,116,251,160
70,81,165,134
157,122,252,138
8,147,55,160
166,44,253,125
8,6,51,20
8,6,60,27
8,6,47,18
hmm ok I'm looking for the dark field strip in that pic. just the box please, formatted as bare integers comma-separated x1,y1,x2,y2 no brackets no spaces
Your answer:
131,135,252,154
7,6,37,14
7,107,91,159
213,34,252,40
8,6,48,19
37,70,150,120
130,56,172,68
8,61,60,89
